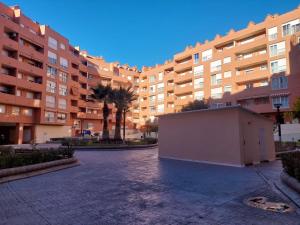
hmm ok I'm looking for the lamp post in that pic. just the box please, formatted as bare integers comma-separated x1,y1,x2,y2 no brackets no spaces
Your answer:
274,103,282,144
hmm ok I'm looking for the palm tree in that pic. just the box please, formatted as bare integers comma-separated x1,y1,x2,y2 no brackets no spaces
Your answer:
91,84,113,140
181,100,209,112
110,86,136,141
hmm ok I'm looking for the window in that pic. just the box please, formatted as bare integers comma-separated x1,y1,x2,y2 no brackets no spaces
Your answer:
46,80,56,93
211,87,223,99
211,73,222,85
149,95,156,103
270,58,286,74
59,71,68,83
46,95,55,108
60,43,66,50
149,85,156,93
149,75,156,83
157,83,164,92
224,71,232,78
282,19,300,36
269,41,285,57
193,53,199,64
12,107,20,115
48,37,57,50
268,27,278,41
202,49,212,61
224,85,232,93
157,93,164,102
272,96,289,108
58,98,67,109
150,106,156,112
26,92,33,99
60,57,68,69
23,108,33,116
194,91,204,100
0,105,5,113
47,66,57,78
48,51,57,64
223,57,231,64
59,85,67,96
158,72,163,81
194,65,204,76
210,60,222,72
57,113,67,122
272,76,288,90
194,78,204,89
45,111,55,122
16,90,21,96
157,104,164,113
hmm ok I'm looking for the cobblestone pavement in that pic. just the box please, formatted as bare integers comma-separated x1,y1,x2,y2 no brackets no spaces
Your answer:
0,149,299,225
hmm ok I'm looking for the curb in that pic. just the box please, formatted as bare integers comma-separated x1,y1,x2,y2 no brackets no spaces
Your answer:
74,144,158,151
0,158,79,184
281,172,300,194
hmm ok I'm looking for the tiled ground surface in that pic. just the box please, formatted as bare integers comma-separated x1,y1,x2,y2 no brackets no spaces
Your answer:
0,149,299,225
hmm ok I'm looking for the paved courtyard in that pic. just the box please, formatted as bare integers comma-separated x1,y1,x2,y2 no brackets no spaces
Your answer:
0,149,299,225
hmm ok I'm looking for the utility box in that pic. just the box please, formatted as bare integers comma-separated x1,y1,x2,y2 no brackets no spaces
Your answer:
158,106,275,167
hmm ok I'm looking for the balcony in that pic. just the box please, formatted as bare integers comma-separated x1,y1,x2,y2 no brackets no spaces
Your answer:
19,25,45,44
235,53,267,69
0,54,19,68
18,59,44,76
174,60,193,73
85,113,103,120
235,34,267,54
166,84,174,92
78,75,88,83
2,35,19,50
70,106,79,113
175,97,193,106
235,86,270,102
166,95,175,102
78,99,87,107
174,84,193,95
0,92,41,108
235,69,269,84
174,72,193,84
19,44,44,61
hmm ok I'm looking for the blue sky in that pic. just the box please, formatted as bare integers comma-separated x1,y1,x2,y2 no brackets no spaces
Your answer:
2,0,300,68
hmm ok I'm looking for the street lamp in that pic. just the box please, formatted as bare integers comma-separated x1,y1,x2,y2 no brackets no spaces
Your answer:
274,103,282,144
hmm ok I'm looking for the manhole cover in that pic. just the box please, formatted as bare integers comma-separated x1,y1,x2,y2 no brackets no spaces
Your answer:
244,196,294,213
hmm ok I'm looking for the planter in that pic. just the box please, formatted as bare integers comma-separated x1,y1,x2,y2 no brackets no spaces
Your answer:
281,172,300,193
0,157,79,183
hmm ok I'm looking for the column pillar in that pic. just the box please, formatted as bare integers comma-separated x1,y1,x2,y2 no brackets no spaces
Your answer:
15,123,24,144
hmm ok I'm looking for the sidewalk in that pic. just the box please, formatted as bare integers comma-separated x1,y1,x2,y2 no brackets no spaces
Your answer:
254,160,300,209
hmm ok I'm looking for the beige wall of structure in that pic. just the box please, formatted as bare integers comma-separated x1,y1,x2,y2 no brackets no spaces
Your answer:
158,106,275,167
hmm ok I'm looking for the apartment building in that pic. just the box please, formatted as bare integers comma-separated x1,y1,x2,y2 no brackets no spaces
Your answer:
139,7,300,124
0,3,139,144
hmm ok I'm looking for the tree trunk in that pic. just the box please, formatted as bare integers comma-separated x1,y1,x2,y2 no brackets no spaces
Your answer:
123,109,126,143
102,101,110,140
114,108,122,141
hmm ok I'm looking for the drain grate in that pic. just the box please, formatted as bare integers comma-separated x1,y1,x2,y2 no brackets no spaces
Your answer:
244,196,294,213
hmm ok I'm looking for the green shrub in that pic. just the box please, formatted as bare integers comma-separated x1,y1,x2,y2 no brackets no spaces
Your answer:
281,151,300,182
0,147,74,170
